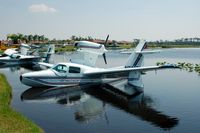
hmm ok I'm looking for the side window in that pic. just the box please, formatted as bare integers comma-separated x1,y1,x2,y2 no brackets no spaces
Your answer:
53,65,67,73
69,66,81,73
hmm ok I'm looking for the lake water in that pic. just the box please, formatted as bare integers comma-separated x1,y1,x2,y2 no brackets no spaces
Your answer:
0,48,200,133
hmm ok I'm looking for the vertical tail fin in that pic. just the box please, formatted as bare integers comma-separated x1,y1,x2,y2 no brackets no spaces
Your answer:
44,44,55,63
20,43,31,55
125,40,146,87
125,40,147,68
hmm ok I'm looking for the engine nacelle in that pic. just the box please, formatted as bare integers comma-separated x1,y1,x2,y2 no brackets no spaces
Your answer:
74,41,107,55
72,41,108,66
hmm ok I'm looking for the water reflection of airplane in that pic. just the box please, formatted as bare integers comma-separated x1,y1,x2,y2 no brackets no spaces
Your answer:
21,82,179,130
88,86,179,130
21,85,105,122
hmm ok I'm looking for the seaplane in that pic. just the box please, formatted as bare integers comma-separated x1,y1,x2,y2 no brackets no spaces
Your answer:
20,36,178,88
0,43,54,65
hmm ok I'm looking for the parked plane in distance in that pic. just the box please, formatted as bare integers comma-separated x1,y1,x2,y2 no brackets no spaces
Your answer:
0,44,54,65
20,37,178,88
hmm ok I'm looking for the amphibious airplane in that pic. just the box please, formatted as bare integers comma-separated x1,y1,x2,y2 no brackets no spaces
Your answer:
20,38,178,87
0,43,54,65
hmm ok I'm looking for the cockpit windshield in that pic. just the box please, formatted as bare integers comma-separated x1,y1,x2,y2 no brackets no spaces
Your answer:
53,64,68,73
10,54,21,59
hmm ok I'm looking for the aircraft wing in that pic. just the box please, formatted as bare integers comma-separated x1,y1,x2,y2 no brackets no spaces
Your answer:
84,64,178,76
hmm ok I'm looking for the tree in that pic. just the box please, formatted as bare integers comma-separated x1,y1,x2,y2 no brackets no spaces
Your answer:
28,35,33,42
7,34,19,44
87,36,93,41
33,35,39,42
24,35,28,43
71,35,76,41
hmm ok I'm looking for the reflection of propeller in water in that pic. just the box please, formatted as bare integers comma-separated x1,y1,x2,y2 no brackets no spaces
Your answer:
103,102,109,124
103,35,109,64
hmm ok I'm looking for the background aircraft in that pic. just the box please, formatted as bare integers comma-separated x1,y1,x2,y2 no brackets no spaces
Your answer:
0,44,55,65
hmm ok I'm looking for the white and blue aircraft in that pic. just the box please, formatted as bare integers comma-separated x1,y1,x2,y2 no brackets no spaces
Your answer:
0,43,54,65
20,39,177,87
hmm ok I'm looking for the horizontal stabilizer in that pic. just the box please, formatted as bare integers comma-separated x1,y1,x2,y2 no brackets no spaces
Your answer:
136,50,161,54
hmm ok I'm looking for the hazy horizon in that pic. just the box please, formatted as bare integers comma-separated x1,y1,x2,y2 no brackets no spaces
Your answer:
0,0,200,41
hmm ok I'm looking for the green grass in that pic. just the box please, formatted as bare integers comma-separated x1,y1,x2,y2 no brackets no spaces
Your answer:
0,50,3,54
52,44,200,52
118,44,133,49
0,74,44,133
55,45,75,53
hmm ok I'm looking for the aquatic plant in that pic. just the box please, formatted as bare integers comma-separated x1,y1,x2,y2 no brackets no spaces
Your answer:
156,62,200,75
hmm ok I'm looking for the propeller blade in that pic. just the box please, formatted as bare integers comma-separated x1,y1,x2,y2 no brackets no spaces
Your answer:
104,35,109,45
103,53,107,64
103,35,109,64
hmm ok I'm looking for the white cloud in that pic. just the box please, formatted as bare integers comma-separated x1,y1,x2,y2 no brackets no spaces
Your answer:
29,4,57,13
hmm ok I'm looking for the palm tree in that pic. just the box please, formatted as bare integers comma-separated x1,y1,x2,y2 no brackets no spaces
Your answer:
17,33,24,43
33,35,39,42
39,35,45,42
7,34,18,44
28,35,33,42
24,35,28,43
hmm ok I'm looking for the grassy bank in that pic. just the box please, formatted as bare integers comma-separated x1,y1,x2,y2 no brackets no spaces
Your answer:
0,50,3,54
0,74,43,133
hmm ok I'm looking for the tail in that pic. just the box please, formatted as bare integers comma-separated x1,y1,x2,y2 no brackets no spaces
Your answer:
43,44,55,63
125,40,147,68
125,40,147,88
125,40,159,88
20,43,31,55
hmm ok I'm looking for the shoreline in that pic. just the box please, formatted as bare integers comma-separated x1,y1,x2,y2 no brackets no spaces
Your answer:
0,73,43,133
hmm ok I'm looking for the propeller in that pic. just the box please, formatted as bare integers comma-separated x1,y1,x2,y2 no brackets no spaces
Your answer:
103,35,109,64
105,35,109,45
103,53,107,64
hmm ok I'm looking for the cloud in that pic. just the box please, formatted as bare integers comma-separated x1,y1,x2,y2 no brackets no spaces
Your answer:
29,4,57,13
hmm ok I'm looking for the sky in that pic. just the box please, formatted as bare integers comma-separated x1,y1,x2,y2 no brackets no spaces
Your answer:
0,0,200,41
